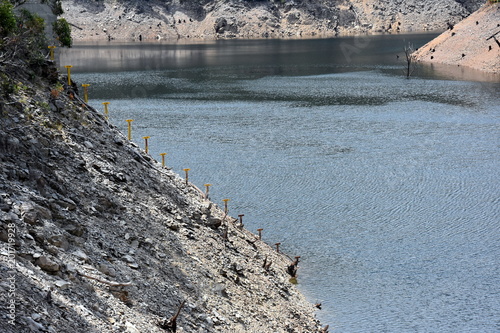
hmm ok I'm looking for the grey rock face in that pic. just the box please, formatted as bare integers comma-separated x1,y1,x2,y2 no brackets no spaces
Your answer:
61,0,485,41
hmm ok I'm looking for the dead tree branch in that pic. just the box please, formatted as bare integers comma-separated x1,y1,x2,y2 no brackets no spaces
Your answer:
160,300,186,332
78,272,133,287
403,42,418,78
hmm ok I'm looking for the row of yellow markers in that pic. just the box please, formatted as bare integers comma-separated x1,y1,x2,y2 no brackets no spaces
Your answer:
59,62,284,255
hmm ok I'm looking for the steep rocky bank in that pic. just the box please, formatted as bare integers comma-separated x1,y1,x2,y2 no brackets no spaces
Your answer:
0,53,322,331
413,2,500,73
61,0,484,41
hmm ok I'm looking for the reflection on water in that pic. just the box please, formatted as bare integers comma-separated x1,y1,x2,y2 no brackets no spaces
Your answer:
60,34,438,73
421,61,500,82
62,35,500,333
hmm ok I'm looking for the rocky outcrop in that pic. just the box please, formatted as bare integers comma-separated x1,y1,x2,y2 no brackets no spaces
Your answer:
413,2,500,73
0,52,321,331
60,0,484,41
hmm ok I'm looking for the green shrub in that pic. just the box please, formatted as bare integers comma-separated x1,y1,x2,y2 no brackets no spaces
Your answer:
0,5,53,71
0,0,17,37
1,73,15,98
17,9,47,52
53,18,72,47
18,8,45,35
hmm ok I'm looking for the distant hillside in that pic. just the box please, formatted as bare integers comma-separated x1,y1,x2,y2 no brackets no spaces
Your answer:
61,0,485,41
413,2,500,73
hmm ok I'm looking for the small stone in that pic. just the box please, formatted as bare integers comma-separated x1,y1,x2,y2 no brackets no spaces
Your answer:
66,263,77,273
206,217,222,229
48,235,69,250
127,262,139,269
47,245,60,256
72,249,89,261
54,100,65,110
54,280,71,289
25,316,45,331
23,233,34,241
58,198,77,210
125,322,139,333
31,313,42,321
21,203,38,225
122,254,134,263
64,223,85,237
97,263,110,275
36,256,60,272
212,283,228,297
167,223,180,231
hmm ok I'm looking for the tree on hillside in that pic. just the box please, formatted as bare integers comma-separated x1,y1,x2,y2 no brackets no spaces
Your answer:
0,1,47,63
2,0,71,48
53,18,72,47
0,0,16,37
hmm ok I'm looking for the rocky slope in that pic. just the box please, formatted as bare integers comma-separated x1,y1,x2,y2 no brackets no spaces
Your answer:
61,0,484,41
413,2,500,73
0,53,322,331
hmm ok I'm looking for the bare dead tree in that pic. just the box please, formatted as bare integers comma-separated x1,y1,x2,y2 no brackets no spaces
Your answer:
402,42,418,78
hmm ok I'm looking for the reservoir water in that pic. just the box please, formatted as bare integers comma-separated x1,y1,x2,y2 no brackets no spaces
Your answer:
60,34,500,332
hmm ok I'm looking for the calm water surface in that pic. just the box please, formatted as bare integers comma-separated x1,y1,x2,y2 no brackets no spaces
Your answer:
61,35,500,332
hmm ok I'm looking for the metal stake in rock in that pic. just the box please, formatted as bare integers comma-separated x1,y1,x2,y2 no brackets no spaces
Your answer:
82,84,90,103
126,119,134,140
222,198,230,214
102,102,110,120
183,168,190,186
64,65,73,85
48,46,56,61
204,184,212,199
143,136,151,154
257,228,263,240
275,242,281,253
160,153,167,168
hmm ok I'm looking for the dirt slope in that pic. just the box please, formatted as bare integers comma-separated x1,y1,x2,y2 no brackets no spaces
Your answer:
413,2,500,73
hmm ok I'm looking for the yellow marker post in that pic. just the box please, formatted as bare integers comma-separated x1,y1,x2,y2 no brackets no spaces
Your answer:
125,119,134,140
64,65,73,85
82,84,90,103
102,102,110,120
48,46,56,61
204,184,212,198
160,153,167,168
183,168,190,185
143,136,151,154
222,199,230,214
